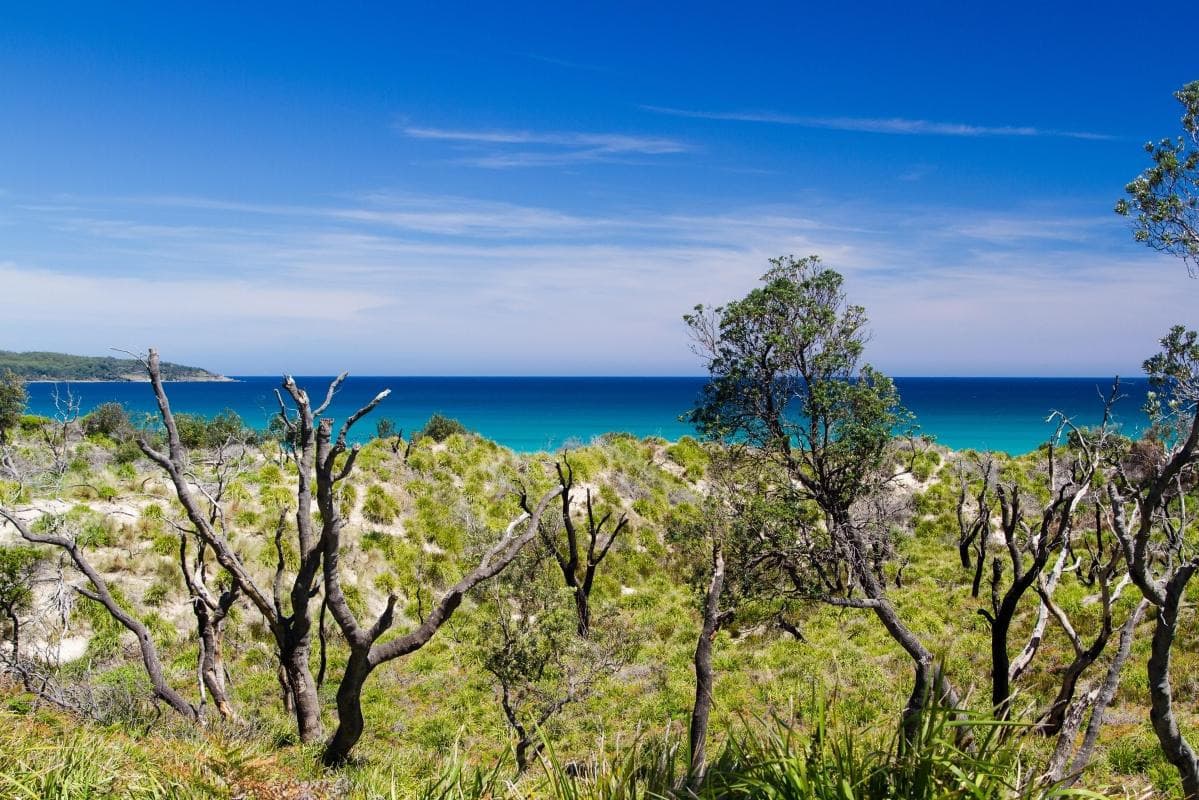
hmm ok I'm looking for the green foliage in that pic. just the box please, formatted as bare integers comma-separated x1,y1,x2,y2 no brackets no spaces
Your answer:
18,414,50,433
1116,80,1199,273
0,545,40,621
0,350,220,381
0,368,27,444
82,402,133,440
418,413,470,443
665,436,708,480
172,409,255,449
708,705,1050,800
686,255,908,511
909,449,941,483
362,484,401,525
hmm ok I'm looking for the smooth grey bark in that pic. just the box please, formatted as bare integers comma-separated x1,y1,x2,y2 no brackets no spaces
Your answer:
0,508,198,721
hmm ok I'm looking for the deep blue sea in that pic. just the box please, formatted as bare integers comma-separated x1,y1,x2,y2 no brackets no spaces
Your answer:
23,376,1150,455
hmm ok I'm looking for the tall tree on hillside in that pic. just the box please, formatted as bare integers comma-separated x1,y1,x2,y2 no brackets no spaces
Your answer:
685,255,961,736
0,369,27,445
1117,80,1199,274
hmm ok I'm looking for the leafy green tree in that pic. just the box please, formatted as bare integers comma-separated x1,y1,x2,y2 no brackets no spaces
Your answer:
0,369,27,445
417,412,468,442
0,545,40,661
1117,80,1199,273
686,255,960,736
82,402,132,440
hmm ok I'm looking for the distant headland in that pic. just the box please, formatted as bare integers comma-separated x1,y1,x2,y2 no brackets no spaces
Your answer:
0,350,230,382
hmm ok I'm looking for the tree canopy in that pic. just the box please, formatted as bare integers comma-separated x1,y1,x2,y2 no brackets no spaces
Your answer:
1117,80,1199,273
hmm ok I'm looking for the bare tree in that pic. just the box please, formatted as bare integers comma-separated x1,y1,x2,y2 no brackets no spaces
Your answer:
179,536,240,720
41,385,80,482
0,509,198,721
321,482,561,765
1107,326,1199,798
522,456,628,638
978,401,1115,719
955,453,995,598
1043,599,1148,787
139,349,356,742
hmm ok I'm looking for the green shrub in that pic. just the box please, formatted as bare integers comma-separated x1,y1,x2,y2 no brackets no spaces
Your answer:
666,435,709,480
417,413,469,443
173,409,254,449
362,484,401,525
82,402,132,440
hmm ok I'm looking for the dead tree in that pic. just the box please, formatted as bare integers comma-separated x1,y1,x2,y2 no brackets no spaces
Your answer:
523,456,628,638
179,536,240,720
1043,599,1148,787
1105,330,1199,798
0,509,198,721
139,349,370,742
41,385,80,482
321,483,562,766
688,539,731,788
171,437,250,721
1033,507,1130,738
981,401,1114,718
955,454,995,597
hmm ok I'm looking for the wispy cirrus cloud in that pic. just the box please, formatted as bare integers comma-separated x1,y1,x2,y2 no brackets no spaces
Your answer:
1,189,1183,375
398,124,692,168
640,105,1113,141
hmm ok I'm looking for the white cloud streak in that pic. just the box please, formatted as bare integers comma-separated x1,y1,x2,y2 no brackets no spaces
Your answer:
397,125,692,168
0,191,1185,375
640,105,1113,141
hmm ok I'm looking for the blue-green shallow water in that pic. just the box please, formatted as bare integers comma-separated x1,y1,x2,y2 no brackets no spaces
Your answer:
23,377,1150,455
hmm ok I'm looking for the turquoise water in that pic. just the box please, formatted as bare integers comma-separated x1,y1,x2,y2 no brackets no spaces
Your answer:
23,376,1149,455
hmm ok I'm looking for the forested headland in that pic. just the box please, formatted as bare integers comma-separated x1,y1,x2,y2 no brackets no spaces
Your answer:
0,351,226,382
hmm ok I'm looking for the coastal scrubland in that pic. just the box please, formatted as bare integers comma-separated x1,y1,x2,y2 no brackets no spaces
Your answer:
0,393,1193,798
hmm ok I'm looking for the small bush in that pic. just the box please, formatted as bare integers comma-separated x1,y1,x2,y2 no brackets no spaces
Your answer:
82,402,132,440
417,413,468,443
362,484,401,525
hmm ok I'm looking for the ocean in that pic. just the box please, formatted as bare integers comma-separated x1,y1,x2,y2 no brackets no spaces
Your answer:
22,376,1150,456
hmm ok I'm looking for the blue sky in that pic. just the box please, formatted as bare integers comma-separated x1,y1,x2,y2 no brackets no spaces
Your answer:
1,1,1196,375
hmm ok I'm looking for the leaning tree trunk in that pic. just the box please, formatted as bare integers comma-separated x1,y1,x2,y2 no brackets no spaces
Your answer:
688,541,725,788
1148,568,1199,799
321,484,562,766
840,518,962,739
0,510,198,721
324,649,373,767
194,600,235,720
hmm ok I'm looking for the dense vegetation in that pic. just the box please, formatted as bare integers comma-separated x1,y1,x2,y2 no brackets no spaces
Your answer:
0,351,223,382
